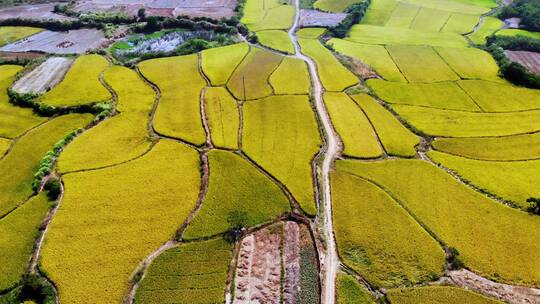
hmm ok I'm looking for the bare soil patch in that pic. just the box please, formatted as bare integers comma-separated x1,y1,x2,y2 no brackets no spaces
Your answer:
0,3,75,21
506,50,540,75
0,29,106,54
299,9,346,27
12,57,73,94
0,51,44,60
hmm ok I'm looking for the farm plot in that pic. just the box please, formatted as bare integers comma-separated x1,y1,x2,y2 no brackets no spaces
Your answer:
352,94,419,157
227,47,283,100
428,151,540,209
392,105,540,137
441,13,480,34
0,26,42,47
183,150,290,240
435,47,500,81
506,51,540,75
41,140,201,304
361,0,399,26
243,95,321,215
40,54,111,107
296,27,326,39
336,159,540,287
0,3,74,21
269,57,311,95
385,45,459,83
0,114,92,218
299,37,358,91
0,193,51,292
467,16,503,45
11,57,73,94
241,0,295,32
201,43,249,86
314,0,362,12
386,286,501,304
432,132,540,161
367,79,481,111
299,9,347,27
138,54,206,145
134,238,233,304
324,92,382,158
337,274,376,304
331,171,445,287
410,7,451,32
58,66,155,172
458,80,540,112
401,0,493,14
497,29,540,39
0,29,106,54
0,65,46,139
204,87,239,150
256,30,295,54
328,39,405,82
0,138,9,156
385,2,419,28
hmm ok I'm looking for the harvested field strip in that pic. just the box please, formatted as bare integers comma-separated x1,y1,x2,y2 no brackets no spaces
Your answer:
324,92,383,158
41,140,201,304
138,54,207,145
386,286,502,304
331,171,445,288
298,37,358,91
0,65,46,139
40,54,111,107
0,193,51,292
0,113,93,218
314,0,362,12
201,43,249,86
467,16,503,45
428,150,540,209
134,238,232,304
367,79,481,111
328,39,406,82
336,159,540,287
457,80,540,112
432,132,540,161
441,13,480,34
257,30,295,54
243,95,321,216
269,57,311,95
182,150,290,240
392,105,540,137
385,45,459,83
506,50,540,75
58,66,155,172
352,94,419,157
227,47,283,100
11,57,73,94
0,26,42,47
385,2,419,28
204,87,239,150
435,47,500,81
410,7,450,32
336,273,376,304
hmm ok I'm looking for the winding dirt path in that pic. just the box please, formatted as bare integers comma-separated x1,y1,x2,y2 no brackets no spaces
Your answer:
288,1,341,303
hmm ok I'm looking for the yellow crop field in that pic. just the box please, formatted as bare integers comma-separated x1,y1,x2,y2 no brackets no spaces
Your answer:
352,94,419,157
0,138,10,156
297,28,326,39
183,150,290,239
336,274,376,304
138,54,207,145
59,66,155,172
336,159,540,286
435,47,500,81
41,55,111,107
367,79,480,111
328,39,406,82
204,87,239,150
201,43,249,86
257,30,295,54
0,26,42,47
227,47,283,100
324,92,382,158
387,286,502,304
0,193,51,291
428,151,540,209
432,132,540,161
332,171,445,287
41,140,201,304
0,114,93,218
468,16,504,44
299,37,358,91
362,0,398,25
134,238,232,304
248,5,295,32
385,2,420,28
401,0,492,14
458,80,540,112
0,65,46,139
314,0,362,12
442,13,480,34
386,45,459,83
496,29,540,39
410,7,451,32
243,95,321,215
392,105,540,137
269,57,311,95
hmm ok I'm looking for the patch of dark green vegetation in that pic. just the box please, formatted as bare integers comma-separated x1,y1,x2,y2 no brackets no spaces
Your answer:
300,0,317,9
483,42,540,89
0,274,56,304
487,34,540,53
499,0,540,32
328,0,371,38
299,247,320,304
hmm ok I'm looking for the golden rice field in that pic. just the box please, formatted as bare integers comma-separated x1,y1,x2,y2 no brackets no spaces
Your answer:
204,87,240,150
201,43,250,86
256,30,295,54
241,0,295,32
314,0,362,12
336,273,376,304
0,26,42,47
386,286,502,304
269,57,311,95
0,138,10,156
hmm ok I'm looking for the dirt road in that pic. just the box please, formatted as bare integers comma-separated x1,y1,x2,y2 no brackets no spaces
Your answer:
288,1,341,303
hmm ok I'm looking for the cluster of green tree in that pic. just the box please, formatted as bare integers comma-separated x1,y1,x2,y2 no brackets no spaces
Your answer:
134,15,245,35
487,35,540,52
484,43,540,89
134,36,237,62
328,0,371,38
499,0,540,32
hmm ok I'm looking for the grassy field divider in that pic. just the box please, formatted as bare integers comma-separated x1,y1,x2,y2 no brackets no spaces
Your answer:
197,53,214,149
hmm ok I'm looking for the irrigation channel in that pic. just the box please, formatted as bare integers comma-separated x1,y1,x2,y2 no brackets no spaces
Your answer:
288,0,341,303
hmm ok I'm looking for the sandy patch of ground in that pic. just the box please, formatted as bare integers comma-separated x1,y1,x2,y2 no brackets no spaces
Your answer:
283,221,301,304
506,50,540,75
0,3,75,21
0,29,106,54
12,57,73,94
299,9,346,27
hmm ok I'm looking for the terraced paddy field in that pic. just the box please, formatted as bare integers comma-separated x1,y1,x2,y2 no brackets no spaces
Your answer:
0,26,42,47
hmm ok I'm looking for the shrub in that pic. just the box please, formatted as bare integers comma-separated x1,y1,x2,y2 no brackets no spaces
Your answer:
44,178,61,201
19,274,56,304
487,35,540,53
527,198,540,215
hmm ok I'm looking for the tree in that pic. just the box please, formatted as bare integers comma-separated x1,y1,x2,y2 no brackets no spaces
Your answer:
527,197,540,215
226,210,248,241
137,8,146,21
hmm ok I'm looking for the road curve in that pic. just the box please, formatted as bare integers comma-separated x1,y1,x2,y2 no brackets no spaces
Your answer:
288,1,341,303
